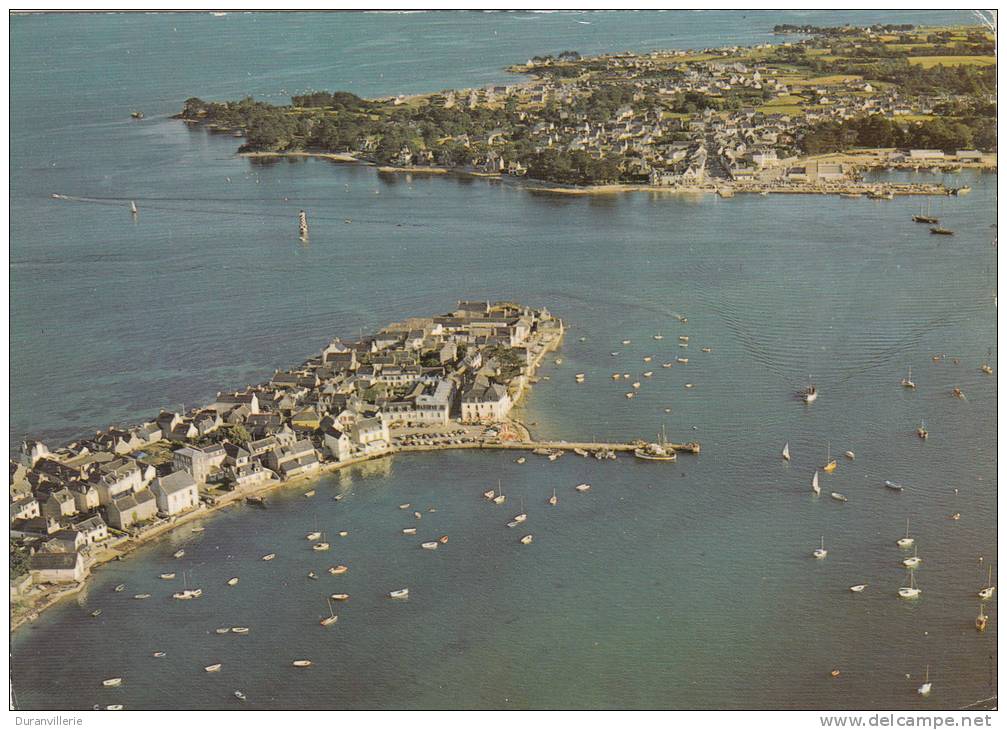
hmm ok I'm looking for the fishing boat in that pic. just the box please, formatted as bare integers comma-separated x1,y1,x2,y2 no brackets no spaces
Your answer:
978,565,995,600
520,534,534,545
811,471,820,496
320,597,338,626
204,664,222,673
822,443,837,473
901,366,916,389
329,565,348,575
102,678,123,687
292,660,312,668
113,584,126,592
844,451,855,460
930,226,954,236
849,584,867,593
917,665,932,696
389,588,409,599
548,488,558,506
133,594,151,600
234,691,247,702
782,442,790,461
917,420,928,440
402,527,417,535
634,426,678,462
898,569,921,599
173,550,185,559
421,541,439,550
227,577,239,586
231,627,250,634
438,535,449,544
976,603,988,632
813,536,827,559
884,480,905,492
830,492,848,503
262,553,276,561
160,573,175,579
90,609,102,617
897,518,914,548
903,546,922,568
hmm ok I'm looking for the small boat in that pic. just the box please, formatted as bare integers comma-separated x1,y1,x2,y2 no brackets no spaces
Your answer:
516,457,526,464
173,589,202,600
643,371,653,378
215,627,230,634
625,392,635,399
338,531,348,537
330,593,349,601
204,664,222,673
303,490,316,498
575,483,591,492
292,660,312,668
320,597,338,626
830,669,841,678
130,111,144,119
438,535,449,544
191,526,204,533
421,541,439,550
106,705,124,711
328,565,348,575
622,339,631,345
830,492,848,503
153,651,166,657
811,471,820,496
897,519,914,548
114,584,126,593
844,451,855,460
102,677,122,687
554,358,563,365
307,572,318,580
548,451,562,461
676,357,688,364
913,201,938,224
548,488,558,506
520,534,534,545
662,362,673,368
262,554,276,561
245,495,266,507
306,531,321,541
849,584,867,593
981,362,994,375
160,573,176,580
227,577,239,586
903,546,921,568
389,588,409,599
898,569,921,599
885,480,904,492
612,373,621,379
313,542,330,552
917,420,928,440
482,489,495,500
399,503,411,509
978,565,995,600
950,512,961,521
231,627,250,634
813,536,827,559
573,447,589,457
802,377,818,403
952,387,965,400
643,356,653,363
173,550,185,559
701,347,712,353
782,442,790,462
901,366,916,389
574,373,586,382
90,609,102,617
822,443,837,473
493,481,506,504
930,227,954,236
133,594,151,600
234,691,247,702
976,603,988,632
402,528,417,535
917,665,932,696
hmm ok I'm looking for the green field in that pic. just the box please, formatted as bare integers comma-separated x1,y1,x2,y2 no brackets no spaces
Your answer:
907,55,996,68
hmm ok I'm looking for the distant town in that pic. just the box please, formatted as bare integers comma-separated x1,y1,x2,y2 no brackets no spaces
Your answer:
11,302,567,625
179,23,995,195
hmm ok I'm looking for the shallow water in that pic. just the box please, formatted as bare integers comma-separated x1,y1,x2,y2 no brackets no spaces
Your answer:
10,10,996,711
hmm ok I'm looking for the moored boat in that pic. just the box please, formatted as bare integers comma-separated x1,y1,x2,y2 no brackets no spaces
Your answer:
899,569,921,599
173,550,185,559
402,527,417,535
885,480,904,491
830,492,848,503
782,442,790,461
227,577,239,586
231,627,249,634
389,588,409,599
520,534,533,545
897,518,914,548
978,565,995,600
292,660,312,667
262,553,276,561
421,541,439,550
849,584,867,593
102,677,123,687
160,573,176,580
204,664,222,672
813,536,827,559
328,565,348,575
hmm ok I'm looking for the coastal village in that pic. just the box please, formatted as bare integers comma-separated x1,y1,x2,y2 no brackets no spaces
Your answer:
10,302,580,620
181,24,995,196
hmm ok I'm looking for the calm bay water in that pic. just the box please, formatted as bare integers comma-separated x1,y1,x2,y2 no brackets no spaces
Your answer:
10,10,996,711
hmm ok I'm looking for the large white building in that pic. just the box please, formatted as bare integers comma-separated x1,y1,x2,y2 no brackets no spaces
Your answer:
150,471,200,516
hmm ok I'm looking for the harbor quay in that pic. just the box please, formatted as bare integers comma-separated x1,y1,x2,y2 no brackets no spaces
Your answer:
10,300,696,630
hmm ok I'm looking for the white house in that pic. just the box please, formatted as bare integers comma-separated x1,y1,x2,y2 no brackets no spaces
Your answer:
150,471,200,516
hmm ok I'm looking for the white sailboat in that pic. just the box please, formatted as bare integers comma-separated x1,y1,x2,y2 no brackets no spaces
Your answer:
899,569,921,599
811,471,820,496
782,442,790,462
897,518,914,548
979,564,996,600
548,488,558,506
849,584,867,592
813,536,827,559
903,546,922,568
493,479,506,505
319,597,338,626
917,665,932,696
901,366,916,389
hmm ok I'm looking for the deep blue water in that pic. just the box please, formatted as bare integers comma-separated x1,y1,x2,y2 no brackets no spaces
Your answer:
9,10,995,711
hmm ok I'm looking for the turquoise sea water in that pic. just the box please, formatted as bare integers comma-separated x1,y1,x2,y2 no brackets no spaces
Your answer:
10,10,996,710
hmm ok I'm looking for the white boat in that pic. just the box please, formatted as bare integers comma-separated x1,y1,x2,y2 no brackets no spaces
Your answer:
303,490,316,498
512,513,527,523
654,334,663,340
402,527,417,535
129,200,138,215
917,665,932,696
844,451,855,460
133,594,151,600
330,593,349,601
306,531,321,541
389,588,409,599
102,677,123,687
885,480,904,492
782,442,790,461
811,471,820,496
849,584,867,593
234,691,247,702
898,569,921,599
662,362,673,368
227,577,239,586
520,534,533,545
153,651,166,658
625,392,635,399
643,356,652,363
813,536,827,559
106,705,124,711
802,377,818,403
231,627,249,634
173,550,185,559
292,660,312,668
643,371,653,378
262,553,276,561
903,547,921,568
313,541,330,552
701,347,712,353
338,530,349,537
191,526,204,533
320,597,338,626
399,503,411,509
575,483,591,492
901,366,916,389
172,589,202,600
204,664,222,672
830,492,848,503
114,584,125,592
622,339,631,345
896,518,914,548
979,565,996,600
548,488,558,506
516,457,526,464
421,541,439,550
215,627,230,634
160,573,175,580
676,357,688,364
493,480,506,504
328,565,348,575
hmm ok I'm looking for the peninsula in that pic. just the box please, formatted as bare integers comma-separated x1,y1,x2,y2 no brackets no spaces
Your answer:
10,301,696,630
178,23,995,196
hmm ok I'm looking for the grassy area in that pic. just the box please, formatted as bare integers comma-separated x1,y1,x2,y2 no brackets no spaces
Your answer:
788,74,862,86
898,114,938,122
907,55,996,68
756,103,804,116
764,94,806,106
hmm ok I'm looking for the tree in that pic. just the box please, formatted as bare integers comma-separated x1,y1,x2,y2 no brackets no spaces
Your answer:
231,424,251,446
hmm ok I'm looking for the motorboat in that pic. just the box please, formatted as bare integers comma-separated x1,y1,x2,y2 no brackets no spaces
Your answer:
438,535,449,544
813,536,827,559
204,664,222,672
114,584,126,593
227,577,239,586
160,573,176,580
215,627,230,635
520,534,533,545
292,660,313,668
330,593,349,601
329,565,348,575
303,490,316,498
701,347,712,353
153,651,166,658
231,627,250,634
885,480,904,492
402,528,417,535
102,678,122,687
90,609,102,617
234,691,247,702
307,572,318,580
133,594,151,600
421,541,439,550
262,553,276,561
389,588,409,599
849,584,867,593
400,503,411,509
575,483,591,492
844,451,855,460
830,492,848,503
106,705,124,711
676,357,688,364
173,550,185,559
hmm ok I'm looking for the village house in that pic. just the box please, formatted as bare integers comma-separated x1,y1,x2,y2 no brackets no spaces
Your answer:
106,488,158,530
150,471,200,517
460,379,513,423
41,488,78,520
29,551,87,584
73,515,109,545
11,495,40,523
